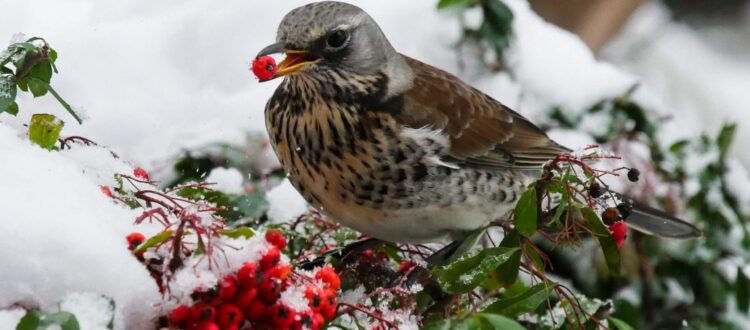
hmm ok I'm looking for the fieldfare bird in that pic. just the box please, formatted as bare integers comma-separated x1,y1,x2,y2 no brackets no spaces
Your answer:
257,1,701,244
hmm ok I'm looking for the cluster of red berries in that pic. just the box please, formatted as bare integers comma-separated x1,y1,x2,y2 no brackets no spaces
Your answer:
166,230,341,330
252,56,277,81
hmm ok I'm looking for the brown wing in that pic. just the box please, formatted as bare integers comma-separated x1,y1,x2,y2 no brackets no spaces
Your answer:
397,55,569,170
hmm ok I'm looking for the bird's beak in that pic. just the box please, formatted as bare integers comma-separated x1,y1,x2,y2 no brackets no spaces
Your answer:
256,42,321,81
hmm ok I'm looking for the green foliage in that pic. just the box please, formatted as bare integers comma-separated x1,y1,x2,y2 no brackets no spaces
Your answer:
484,283,553,317
28,113,64,150
433,246,518,294
513,187,537,237
133,230,173,255
0,36,82,123
16,310,80,330
581,207,621,273
439,0,514,68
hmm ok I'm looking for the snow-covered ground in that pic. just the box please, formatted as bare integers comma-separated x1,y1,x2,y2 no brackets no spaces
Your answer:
2,0,750,328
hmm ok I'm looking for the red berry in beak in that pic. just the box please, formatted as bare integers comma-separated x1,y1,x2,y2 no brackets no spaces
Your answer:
252,56,277,81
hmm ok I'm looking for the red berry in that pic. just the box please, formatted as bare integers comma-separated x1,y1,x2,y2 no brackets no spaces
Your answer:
170,305,191,325
215,303,243,328
265,229,286,250
259,276,284,303
189,303,216,321
252,56,277,81
100,186,112,197
397,260,416,273
245,299,268,322
315,266,340,291
297,310,315,329
260,246,281,270
608,222,628,248
233,287,258,309
194,321,220,330
319,289,337,320
305,286,323,311
312,313,325,329
268,303,296,326
267,264,292,281
126,232,145,251
237,262,261,288
133,167,150,180
218,275,239,300
601,207,620,226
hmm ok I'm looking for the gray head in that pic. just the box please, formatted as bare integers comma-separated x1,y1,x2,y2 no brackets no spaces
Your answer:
257,1,412,92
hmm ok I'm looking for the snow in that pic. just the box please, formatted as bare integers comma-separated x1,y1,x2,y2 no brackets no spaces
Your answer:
204,167,245,194
58,293,116,330
266,179,309,224
602,1,750,166
503,0,637,116
0,124,160,329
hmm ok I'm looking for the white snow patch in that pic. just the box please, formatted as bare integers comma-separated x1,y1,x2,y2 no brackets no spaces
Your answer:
0,124,159,329
59,292,116,330
266,179,309,224
205,167,245,194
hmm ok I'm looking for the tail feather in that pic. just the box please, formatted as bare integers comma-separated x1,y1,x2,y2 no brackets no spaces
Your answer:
616,193,702,239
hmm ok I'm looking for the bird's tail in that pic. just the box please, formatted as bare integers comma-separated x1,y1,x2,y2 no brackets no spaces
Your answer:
614,192,702,239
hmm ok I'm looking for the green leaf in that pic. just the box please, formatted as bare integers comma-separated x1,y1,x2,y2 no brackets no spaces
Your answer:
496,230,522,286
219,227,256,239
27,60,53,97
434,246,518,294
608,317,636,330
424,318,483,330
447,227,487,264
717,123,737,160
133,230,173,255
16,311,41,330
0,73,17,114
230,190,269,220
484,283,553,317
28,113,64,150
7,101,18,115
580,207,621,273
437,0,475,9
105,296,116,330
522,242,544,271
737,267,749,313
475,313,526,330
41,311,80,330
513,187,537,237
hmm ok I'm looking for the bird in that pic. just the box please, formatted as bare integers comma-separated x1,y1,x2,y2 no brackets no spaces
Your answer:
256,1,701,244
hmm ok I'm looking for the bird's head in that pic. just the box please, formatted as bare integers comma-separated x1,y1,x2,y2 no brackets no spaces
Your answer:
257,1,412,93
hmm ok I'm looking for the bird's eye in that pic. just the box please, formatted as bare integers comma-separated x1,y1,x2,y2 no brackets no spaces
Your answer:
326,30,349,49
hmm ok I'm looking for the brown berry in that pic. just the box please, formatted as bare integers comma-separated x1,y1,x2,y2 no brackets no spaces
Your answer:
601,207,620,225
627,168,640,182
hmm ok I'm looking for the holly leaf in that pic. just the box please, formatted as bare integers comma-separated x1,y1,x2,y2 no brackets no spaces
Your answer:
580,207,621,273
0,73,17,114
434,247,518,294
133,230,173,255
484,283,553,317
28,113,64,150
513,187,537,237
